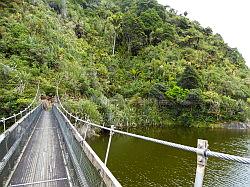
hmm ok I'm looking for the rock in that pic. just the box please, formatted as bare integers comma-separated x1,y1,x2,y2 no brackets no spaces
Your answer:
220,122,250,129
77,124,100,138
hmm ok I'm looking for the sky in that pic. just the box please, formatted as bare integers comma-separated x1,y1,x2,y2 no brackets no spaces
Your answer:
157,0,250,67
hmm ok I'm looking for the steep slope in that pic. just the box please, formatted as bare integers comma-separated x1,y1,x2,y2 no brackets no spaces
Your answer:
0,0,249,129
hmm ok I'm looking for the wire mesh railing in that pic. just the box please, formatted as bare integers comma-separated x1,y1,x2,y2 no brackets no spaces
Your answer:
0,84,40,133
53,105,122,187
56,87,250,187
0,104,42,186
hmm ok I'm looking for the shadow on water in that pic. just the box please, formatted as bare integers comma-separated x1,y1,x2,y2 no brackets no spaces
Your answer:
88,127,250,187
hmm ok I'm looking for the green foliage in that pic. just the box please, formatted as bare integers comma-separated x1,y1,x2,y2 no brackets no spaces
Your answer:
178,65,202,89
165,85,189,101
65,99,102,123
0,0,249,128
247,98,250,105
119,12,146,55
139,9,162,37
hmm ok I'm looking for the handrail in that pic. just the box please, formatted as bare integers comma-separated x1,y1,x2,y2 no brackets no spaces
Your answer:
56,87,250,164
56,86,250,187
0,84,40,131
54,105,122,187
58,101,250,164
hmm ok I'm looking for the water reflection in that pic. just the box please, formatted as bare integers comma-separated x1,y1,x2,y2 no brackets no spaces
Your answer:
88,127,250,187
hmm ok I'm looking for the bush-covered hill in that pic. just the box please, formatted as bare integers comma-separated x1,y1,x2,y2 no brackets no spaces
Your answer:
0,0,249,128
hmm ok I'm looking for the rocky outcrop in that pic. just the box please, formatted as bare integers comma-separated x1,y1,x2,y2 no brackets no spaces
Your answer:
220,122,250,129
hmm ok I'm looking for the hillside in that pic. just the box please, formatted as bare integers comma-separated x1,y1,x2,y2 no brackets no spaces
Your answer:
0,0,250,128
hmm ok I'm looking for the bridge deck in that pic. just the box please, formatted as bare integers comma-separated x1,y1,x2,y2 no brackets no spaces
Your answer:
8,110,70,187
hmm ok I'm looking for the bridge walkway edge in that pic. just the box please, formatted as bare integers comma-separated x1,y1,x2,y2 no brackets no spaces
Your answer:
8,110,71,187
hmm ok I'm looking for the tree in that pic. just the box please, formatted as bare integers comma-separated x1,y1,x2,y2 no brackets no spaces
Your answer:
135,0,166,20
139,8,163,43
178,65,202,89
61,0,67,18
108,13,123,55
204,27,213,35
120,13,146,55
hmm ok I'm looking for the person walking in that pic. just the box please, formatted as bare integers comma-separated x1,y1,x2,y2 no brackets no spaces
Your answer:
41,95,48,110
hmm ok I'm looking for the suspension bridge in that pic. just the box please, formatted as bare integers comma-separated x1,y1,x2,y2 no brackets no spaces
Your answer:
0,85,250,187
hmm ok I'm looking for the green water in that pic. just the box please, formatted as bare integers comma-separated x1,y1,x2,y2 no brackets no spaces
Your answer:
88,127,250,187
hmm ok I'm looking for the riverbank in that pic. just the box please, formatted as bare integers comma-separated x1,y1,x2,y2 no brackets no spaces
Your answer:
75,120,250,137
217,122,250,129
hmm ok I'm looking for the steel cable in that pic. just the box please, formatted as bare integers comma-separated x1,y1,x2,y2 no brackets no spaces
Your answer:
56,88,250,164
0,84,40,124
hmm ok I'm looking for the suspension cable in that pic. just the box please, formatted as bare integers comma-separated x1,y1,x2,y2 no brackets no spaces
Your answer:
56,87,250,164
0,84,40,122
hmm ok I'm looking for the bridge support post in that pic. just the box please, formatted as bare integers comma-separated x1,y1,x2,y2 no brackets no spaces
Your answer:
2,118,6,132
75,116,78,124
14,114,17,123
83,123,89,140
104,125,114,166
194,139,208,187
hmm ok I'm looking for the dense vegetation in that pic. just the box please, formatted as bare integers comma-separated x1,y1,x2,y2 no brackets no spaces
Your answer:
0,0,249,129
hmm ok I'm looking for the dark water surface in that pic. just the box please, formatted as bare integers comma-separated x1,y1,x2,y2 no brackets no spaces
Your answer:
88,127,250,187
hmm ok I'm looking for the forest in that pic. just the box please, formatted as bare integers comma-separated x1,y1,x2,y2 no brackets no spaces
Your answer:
0,0,250,129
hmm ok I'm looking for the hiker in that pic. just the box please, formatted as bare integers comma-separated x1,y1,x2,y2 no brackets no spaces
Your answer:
41,95,49,110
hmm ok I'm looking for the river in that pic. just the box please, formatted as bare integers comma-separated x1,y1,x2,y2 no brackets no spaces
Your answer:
88,127,250,187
